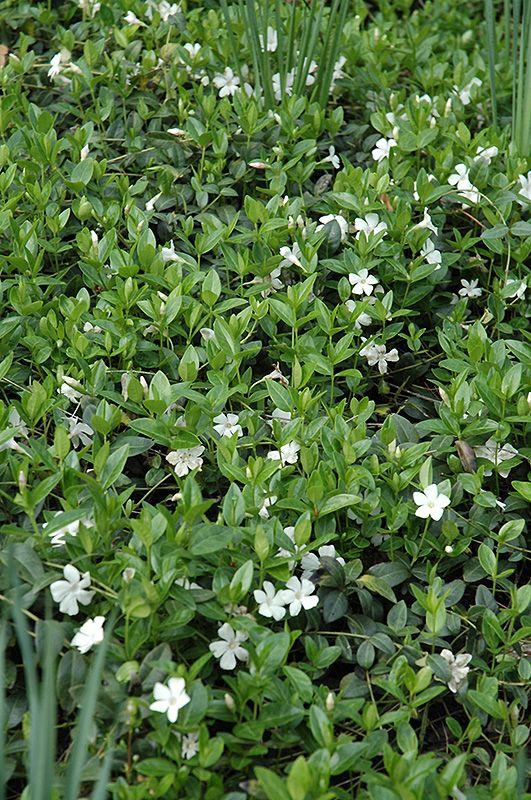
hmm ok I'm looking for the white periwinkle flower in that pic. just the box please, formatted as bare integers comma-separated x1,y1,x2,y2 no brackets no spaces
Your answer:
58,375,83,403
301,545,346,580
166,446,205,476
181,732,199,759
67,416,94,448
360,342,399,375
258,495,277,519
259,26,278,52
70,615,105,654
455,77,482,105
372,137,397,162
475,439,518,478
47,52,64,79
413,484,451,521
50,564,94,615
348,269,379,297
420,238,442,268
354,213,387,239
267,441,300,466
415,208,438,236
440,649,472,693
322,145,340,169
279,243,303,269
150,677,190,722
282,576,319,616
213,67,240,98
124,10,143,24
43,514,92,547
317,214,348,241
200,327,215,341
253,581,288,621
213,412,243,438
474,145,498,164
517,171,531,202
161,240,179,262
448,164,480,204
209,623,249,670
458,279,482,299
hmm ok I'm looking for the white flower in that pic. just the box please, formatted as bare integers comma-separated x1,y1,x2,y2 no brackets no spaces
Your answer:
166,445,205,476
209,623,249,670
413,484,450,521
317,214,348,241
322,145,340,169
0,409,28,452
301,545,345,580
458,279,482,299
276,525,303,567
167,127,186,137
124,10,143,24
420,238,442,268
348,269,379,297
331,55,346,86
303,60,318,86
282,576,319,617
150,1,180,22
213,67,240,98
504,278,526,300
264,363,288,385
80,144,90,160
43,513,92,547
474,145,498,164
150,677,190,722
253,581,288,621
345,300,372,328
259,26,278,52
440,649,472,692
50,564,94,616
258,495,277,519
354,213,387,239
213,412,243,438
183,42,201,59
200,327,215,341
161,240,179,262
267,441,300,466
372,137,396,162
517,171,531,202
272,69,295,101
175,577,201,590
455,77,482,105
48,52,64,79
268,408,292,427
279,243,303,269
261,266,283,297
181,732,199,759
448,164,480,204
414,208,438,236
79,0,100,16
58,375,83,403
145,192,161,212
360,343,399,375
475,439,518,478
70,615,105,654
67,416,94,448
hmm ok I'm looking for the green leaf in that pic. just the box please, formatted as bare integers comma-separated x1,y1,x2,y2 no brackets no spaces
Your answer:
70,158,94,186
100,444,129,490
319,494,361,516
255,767,291,800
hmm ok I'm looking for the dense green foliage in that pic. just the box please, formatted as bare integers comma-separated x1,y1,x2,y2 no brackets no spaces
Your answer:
0,0,530,798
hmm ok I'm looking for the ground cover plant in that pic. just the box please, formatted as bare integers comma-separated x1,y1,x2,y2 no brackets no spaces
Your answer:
0,0,530,797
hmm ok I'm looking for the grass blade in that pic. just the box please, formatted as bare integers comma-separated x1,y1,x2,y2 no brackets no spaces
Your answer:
484,0,499,125
64,611,116,800
0,617,7,800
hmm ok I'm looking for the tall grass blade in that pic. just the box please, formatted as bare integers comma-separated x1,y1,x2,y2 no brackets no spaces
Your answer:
484,0,499,125
0,617,7,800
91,745,115,800
64,611,116,800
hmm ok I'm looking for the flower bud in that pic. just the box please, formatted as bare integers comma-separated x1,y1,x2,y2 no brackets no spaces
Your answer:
326,692,335,711
224,693,235,712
